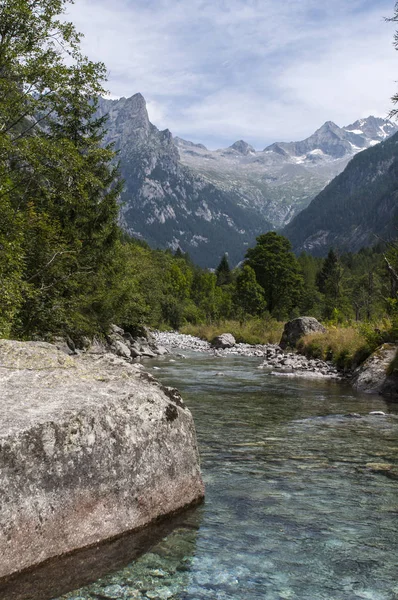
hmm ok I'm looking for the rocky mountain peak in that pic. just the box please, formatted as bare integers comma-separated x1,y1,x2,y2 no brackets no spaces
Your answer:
344,115,397,141
314,121,344,138
320,120,340,130
96,93,153,149
229,140,255,155
175,137,208,151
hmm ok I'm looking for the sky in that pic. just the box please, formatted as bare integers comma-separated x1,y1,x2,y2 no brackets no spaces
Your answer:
67,0,398,149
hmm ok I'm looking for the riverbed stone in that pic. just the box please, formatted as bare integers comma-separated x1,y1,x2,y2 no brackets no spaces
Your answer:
211,333,236,349
352,343,398,399
112,339,132,359
279,317,326,350
0,340,204,579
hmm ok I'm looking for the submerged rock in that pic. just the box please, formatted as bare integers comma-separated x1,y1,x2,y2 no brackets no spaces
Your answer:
279,317,326,350
0,340,204,579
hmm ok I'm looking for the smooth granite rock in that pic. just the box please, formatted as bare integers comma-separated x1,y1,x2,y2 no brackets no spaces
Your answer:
211,334,236,349
279,317,326,350
352,343,398,399
0,340,204,579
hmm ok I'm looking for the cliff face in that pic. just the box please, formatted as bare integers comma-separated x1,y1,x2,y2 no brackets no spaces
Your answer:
97,94,272,267
0,340,204,579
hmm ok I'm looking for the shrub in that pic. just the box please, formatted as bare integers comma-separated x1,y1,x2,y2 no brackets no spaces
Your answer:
181,318,284,345
297,326,372,371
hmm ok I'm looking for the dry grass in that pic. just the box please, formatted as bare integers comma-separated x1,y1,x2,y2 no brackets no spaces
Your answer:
297,326,372,370
180,318,284,346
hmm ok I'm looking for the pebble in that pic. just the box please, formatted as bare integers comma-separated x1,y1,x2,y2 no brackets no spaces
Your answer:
100,584,125,598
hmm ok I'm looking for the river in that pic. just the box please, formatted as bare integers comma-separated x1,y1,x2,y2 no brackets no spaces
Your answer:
51,351,398,599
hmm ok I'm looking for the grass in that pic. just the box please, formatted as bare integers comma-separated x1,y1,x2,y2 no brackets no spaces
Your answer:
296,326,373,371
182,317,395,372
180,318,284,345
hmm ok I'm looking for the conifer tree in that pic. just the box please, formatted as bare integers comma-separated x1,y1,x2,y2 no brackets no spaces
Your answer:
215,254,232,286
233,265,266,320
245,232,303,318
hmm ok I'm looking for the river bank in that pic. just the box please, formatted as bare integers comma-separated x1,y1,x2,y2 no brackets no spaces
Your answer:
153,331,343,380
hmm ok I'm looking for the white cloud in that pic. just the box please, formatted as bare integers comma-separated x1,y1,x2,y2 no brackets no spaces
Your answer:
67,0,398,148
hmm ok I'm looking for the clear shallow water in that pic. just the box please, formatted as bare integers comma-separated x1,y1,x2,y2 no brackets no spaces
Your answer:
58,353,398,600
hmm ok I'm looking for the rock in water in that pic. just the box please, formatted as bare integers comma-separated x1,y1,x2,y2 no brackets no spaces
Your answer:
211,333,236,349
0,340,204,579
279,317,326,350
352,343,398,399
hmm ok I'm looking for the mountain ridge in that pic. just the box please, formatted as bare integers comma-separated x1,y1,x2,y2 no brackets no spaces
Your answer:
175,114,397,228
96,94,273,267
282,131,398,255
96,93,397,265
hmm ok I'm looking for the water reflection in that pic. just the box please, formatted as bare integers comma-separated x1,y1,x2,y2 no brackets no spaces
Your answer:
0,507,202,600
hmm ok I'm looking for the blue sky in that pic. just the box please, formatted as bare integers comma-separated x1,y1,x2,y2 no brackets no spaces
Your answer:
68,0,398,149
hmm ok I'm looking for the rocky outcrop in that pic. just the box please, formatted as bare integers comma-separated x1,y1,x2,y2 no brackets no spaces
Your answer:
0,340,204,579
51,324,169,361
96,94,271,268
211,333,236,349
352,343,398,399
279,317,326,350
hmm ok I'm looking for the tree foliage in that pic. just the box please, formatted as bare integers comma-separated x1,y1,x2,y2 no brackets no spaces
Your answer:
245,232,303,319
0,0,121,337
215,254,232,286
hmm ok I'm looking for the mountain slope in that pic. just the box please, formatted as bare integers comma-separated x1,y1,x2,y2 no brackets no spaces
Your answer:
96,94,272,267
282,132,398,255
176,117,397,228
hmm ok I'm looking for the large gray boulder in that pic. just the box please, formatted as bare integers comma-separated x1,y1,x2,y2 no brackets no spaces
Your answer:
352,343,398,399
211,333,236,349
279,317,326,350
0,340,204,579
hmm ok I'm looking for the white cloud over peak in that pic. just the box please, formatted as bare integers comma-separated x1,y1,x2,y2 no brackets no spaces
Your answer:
68,0,397,148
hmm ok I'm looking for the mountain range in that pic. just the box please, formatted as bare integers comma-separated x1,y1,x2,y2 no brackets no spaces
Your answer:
96,94,272,267
96,93,397,266
282,131,398,255
176,116,396,228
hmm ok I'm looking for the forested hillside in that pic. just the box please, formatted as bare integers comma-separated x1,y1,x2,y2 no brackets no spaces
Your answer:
283,133,398,255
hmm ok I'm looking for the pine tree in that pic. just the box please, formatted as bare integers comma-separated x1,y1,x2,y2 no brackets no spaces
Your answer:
233,265,266,321
245,232,303,318
316,249,350,320
215,254,232,286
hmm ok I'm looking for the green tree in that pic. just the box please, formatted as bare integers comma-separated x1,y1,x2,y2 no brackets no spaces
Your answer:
316,249,351,320
245,232,303,319
0,195,24,337
297,252,323,317
316,249,338,294
161,261,193,329
0,0,121,337
233,265,266,321
215,254,232,286
191,271,219,322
